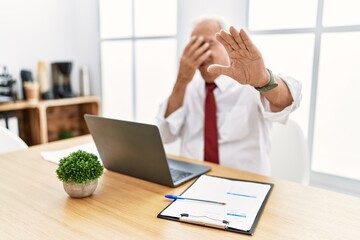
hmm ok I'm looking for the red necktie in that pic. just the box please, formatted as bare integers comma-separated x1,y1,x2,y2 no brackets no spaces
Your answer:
204,83,219,164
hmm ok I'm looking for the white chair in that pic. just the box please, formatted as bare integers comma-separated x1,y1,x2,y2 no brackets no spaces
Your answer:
269,119,310,185
0,126,28,154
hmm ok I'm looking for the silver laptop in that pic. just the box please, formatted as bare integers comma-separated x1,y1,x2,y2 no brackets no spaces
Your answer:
84,114,211,187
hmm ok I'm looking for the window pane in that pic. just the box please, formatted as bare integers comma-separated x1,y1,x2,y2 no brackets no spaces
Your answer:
99,0,132,38
101,41,133,120
251,34,314,138
134,0,177,36
312,32,360,180
135,39,177,124
249,0,317,30
323,0,360,26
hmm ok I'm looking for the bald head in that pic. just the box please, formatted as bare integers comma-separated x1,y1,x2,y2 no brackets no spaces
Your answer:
192,15,230,32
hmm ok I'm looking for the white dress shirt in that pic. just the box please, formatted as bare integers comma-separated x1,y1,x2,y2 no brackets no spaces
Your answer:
156,74,302,175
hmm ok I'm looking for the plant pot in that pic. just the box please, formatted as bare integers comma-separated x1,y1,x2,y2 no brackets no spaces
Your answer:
63,179,98,198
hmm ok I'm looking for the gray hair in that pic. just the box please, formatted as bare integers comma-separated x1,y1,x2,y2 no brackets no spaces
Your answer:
192,15,231,31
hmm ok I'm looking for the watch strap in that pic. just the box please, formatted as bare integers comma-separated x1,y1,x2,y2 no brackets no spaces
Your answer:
254,68,278,92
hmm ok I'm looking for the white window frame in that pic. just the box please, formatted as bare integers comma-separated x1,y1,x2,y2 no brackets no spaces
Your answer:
98,0,177,121
245,0,360,196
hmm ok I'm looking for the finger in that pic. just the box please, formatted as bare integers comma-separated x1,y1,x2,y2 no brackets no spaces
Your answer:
188,36,205,56
215,33,233,53
183,35,197,53
240,29,257,53
193,42,210,59
207,64,232,76
229,26,246,50
218,29,239,50
195,50,211,66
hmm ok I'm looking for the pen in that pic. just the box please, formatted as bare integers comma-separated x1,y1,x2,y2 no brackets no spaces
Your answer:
180,213,229,229
165,194,226,205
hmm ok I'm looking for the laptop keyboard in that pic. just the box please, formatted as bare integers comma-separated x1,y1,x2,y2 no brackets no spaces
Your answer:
170,168,193,182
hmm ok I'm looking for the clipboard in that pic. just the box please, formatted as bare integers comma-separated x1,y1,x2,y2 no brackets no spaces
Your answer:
157,175,273,235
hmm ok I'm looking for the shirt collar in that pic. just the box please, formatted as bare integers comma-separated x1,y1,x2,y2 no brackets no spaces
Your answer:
213,75,238,92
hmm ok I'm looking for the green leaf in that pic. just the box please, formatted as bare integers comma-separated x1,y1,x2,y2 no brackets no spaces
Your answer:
56,150,104,184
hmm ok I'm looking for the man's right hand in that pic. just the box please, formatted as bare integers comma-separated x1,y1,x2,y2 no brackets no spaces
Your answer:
176,36,211,85
165,36,211,118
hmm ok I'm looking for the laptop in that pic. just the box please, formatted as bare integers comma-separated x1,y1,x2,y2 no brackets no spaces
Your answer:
84,114,211,187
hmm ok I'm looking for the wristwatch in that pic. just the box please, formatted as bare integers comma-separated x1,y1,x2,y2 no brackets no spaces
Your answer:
254,68,278,92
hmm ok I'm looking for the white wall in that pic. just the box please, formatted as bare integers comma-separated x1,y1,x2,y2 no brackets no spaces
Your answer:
73,0,101,97
0,0,100,98
177,0,246,57
0,0,244,100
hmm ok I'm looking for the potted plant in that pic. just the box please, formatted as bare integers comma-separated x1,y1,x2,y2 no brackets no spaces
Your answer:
56,150,104,198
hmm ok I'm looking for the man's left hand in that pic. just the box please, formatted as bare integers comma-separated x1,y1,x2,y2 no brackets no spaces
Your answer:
208,27,269,88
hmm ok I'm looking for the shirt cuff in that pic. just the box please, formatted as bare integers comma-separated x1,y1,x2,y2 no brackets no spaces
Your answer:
156,99,185,136
259,74,302,124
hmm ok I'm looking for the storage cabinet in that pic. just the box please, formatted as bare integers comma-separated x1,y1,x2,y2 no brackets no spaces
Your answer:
0,96,100,146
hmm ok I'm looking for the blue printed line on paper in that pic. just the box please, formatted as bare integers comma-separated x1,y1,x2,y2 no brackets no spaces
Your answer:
226,192,256,198
227,213,246,218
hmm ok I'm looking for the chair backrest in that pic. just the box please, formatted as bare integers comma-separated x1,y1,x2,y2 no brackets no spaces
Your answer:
0,126,28,154
269,119,310,185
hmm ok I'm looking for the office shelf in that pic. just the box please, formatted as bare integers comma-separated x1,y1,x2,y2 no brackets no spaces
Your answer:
0,96,100,145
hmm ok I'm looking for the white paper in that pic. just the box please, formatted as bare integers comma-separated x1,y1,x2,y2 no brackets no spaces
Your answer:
40,142,101,164
160,175,271,231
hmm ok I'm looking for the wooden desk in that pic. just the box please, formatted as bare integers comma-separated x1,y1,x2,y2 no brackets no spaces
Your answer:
0,136,359,239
